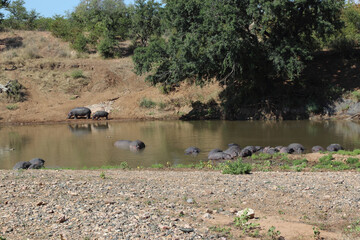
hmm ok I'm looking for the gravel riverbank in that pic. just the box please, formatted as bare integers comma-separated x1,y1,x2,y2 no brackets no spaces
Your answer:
1,169,360,239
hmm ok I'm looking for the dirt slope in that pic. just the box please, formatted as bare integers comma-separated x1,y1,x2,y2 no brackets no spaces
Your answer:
0,30,222,124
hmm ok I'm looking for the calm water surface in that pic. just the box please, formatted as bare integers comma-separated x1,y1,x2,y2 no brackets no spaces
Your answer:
1,120,360,169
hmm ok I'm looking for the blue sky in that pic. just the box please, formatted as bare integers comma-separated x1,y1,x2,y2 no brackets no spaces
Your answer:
4,0,136,18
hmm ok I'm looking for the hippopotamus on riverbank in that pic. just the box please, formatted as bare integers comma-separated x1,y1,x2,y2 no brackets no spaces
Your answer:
262,147,279,154
288,143,305,154
114,140,146,152
243,146,262,153
279,147,294,154
92,111,109,120
185,147,200,155
13,158,45,170
224,145,241,158
326,144,343,152
312,145,325,153
208,151,232,160
67,107,91,119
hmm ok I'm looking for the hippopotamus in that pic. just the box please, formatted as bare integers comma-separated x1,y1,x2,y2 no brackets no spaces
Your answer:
13,161,31,170
28,158,45,169
288,143,305,154
114,140,132,149
262,147,279,154
129,140,146,151
208,151,232,160
92,111,109,120
185,147,200,155
114,140,146,152
67,107,91,119
326,144,343,152
223,145,241,158
279,147,294,154
239,148,252,157
243,146,262,153
13,158,45,170
228,143,240,147
312,145,325,153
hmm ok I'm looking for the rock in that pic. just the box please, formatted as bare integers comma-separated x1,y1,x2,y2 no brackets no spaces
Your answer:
236,208,255,219
186,198,194,204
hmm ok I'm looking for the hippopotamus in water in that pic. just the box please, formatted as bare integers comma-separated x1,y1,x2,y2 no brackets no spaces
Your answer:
92,111,109,120
312,145,325,153
185,147,200,155
129,140,146,151
326,144,343,152
223,145,241,158
67,107,91,119
288,143,305,154
115,140,145,152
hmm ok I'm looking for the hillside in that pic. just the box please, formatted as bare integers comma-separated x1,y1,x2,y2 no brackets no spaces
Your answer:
1,30,360,124
0,30,222,124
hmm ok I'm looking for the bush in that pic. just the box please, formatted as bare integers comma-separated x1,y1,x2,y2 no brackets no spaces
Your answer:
329,36,356,56
3,80,26,102
71,33,88,53
71,70,85,79
98,36,116,58
222,159,252,175
140,98,156,108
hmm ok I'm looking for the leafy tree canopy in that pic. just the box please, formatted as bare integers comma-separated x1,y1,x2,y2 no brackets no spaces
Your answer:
133,0,344,92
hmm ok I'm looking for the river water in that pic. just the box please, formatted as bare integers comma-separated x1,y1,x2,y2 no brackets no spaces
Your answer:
1,120,360,169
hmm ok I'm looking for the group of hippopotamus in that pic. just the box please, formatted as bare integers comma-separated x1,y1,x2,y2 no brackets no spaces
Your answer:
13,158,45,170
67,107,109,120
185,143,344,160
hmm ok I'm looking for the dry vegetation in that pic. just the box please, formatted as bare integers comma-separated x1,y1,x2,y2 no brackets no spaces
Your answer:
0,30,222,123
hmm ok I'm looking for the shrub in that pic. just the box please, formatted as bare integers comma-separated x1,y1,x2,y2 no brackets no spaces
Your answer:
71,33,88,53
347,157,359,165
140,98,156,108
71,70,85,79
222,159,252,175
352,91,360,102
329,36,356,56
98,36,116,58
6,104,18,110
3,80,26,102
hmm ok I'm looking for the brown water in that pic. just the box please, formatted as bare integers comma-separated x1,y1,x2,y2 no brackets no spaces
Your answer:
1,120,360,169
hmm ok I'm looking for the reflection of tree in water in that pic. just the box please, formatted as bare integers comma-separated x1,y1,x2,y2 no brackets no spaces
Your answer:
68,124,92,136
332,121,360,145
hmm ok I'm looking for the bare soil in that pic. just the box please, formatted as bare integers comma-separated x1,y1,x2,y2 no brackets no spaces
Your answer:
0,30,222,124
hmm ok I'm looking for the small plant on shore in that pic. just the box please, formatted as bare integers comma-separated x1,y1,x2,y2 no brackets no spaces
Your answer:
352,91,360,102
222,159,252,175
151,163,164,169
347,157,359,165
6,104,18,110
292,158,308,172
119,161,130,169
234,208,259,235
100,171,105,179
337,149,360,156
140,98,156,108
267,226,281,240
313,226,321,240
209,226,231,237
251,153,272,160
314,154,350,170
71,70,85,79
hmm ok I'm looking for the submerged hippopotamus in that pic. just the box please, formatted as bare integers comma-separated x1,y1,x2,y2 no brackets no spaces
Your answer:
326,144,343,152
92,111,109,120
114,140,146,152
185,147,200,155
67,107,91,119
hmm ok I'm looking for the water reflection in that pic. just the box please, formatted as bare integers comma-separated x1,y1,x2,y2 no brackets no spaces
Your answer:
0,120,360,169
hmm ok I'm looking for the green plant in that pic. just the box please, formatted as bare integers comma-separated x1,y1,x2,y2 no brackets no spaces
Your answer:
352,91,360,102
313,226,321,240
209,226,231,234
100,172,105,179
98,36,116,58
119,161,130,169
347,157,359,165
267,226,281,240
158,101,166,110
6,104,18,110
151,163,164,169
140,98,156,108
71,70,85,79
222,159,252,175
0,236,6,240
71,33,88,53
4,80,26,102
234,208,259,235
251,153,272,160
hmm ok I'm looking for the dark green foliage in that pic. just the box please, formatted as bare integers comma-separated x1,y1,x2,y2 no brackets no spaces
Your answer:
130,0,162,47
97,35,117,58
4,80,26,102
50,15,75,41
222,159,252,175
3,0,40,30
71,33,88,53
347,157,359,165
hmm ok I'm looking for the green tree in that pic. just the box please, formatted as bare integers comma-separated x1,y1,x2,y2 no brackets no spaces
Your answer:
0,0,10,30
130,0,162,46
4,0,40,30
133,0,344,115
